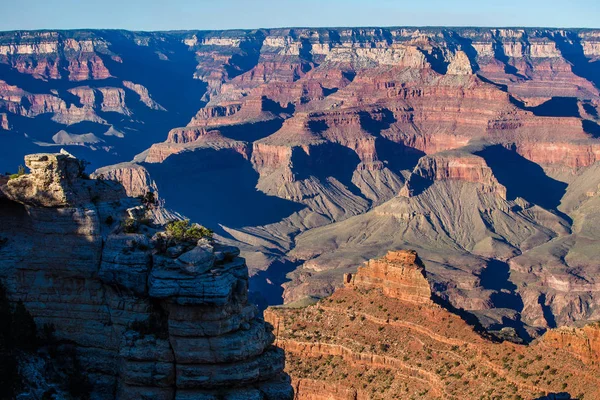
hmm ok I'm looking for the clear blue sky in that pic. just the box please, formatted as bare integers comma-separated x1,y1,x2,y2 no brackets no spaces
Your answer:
4,0,599,31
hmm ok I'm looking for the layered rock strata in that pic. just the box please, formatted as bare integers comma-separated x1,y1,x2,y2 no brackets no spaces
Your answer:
267,250,600,399
0,152,292,399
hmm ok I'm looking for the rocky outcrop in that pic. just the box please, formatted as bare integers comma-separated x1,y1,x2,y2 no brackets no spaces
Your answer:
3,150,96,206
0,152,292,399
267,250,600,399
541,323,600,363
123,81,166,111
344,250,432,304
68,86,132,115
94,162,159,198
97,87,130,115
401,146,508,198
146,131,250,163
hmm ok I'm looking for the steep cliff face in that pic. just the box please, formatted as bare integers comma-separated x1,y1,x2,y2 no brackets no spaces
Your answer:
401,145,508,198
94,162,159,198
343,250,432,304
0,152,292,399
0,31,112,81
267,250,600,399
542,323,600,363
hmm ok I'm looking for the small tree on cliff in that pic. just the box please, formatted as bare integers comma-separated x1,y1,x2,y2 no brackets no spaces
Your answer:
166,219,213,243
9,165,26,180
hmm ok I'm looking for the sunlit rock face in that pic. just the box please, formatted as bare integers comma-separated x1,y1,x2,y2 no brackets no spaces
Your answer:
0,152,293,399
266,250,600,399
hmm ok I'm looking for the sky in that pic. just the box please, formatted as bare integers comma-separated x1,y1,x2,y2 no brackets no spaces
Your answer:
2,0,599,31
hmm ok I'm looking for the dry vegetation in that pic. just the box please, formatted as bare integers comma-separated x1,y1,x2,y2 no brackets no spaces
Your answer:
269,276,600,399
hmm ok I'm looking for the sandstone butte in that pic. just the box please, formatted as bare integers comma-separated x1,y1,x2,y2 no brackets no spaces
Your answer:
0,152,293,399
266,250,600,400
2,27,600,348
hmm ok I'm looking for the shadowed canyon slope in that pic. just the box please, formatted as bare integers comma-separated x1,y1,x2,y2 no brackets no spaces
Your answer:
2,27,600,339
0,152,293,399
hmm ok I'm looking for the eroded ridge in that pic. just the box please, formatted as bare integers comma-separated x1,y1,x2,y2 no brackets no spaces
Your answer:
267,250,600,399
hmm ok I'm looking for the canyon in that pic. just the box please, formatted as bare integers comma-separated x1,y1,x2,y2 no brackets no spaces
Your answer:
1,27,600,345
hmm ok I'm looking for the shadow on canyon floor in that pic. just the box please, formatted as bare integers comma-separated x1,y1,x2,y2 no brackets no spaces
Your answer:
539,292,558,329
552,32,600,90
479,259,534,342
250,259,303,310
480,259,523,311
510,96,581,118
145,149,305,233
360,107,426,173
291,141,363,195
477,145,569,212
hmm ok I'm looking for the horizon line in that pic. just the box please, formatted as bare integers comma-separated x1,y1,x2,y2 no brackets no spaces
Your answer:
1,24,599,34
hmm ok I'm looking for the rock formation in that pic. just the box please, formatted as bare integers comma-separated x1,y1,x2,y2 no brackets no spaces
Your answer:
0,152,292,399
123,81,166,111
343,250,432,304
542,323,600,363
267,250,600,399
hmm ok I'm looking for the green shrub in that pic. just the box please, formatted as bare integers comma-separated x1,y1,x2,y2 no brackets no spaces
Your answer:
166,219,213,242
9,165,26,180
121,218,138,233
